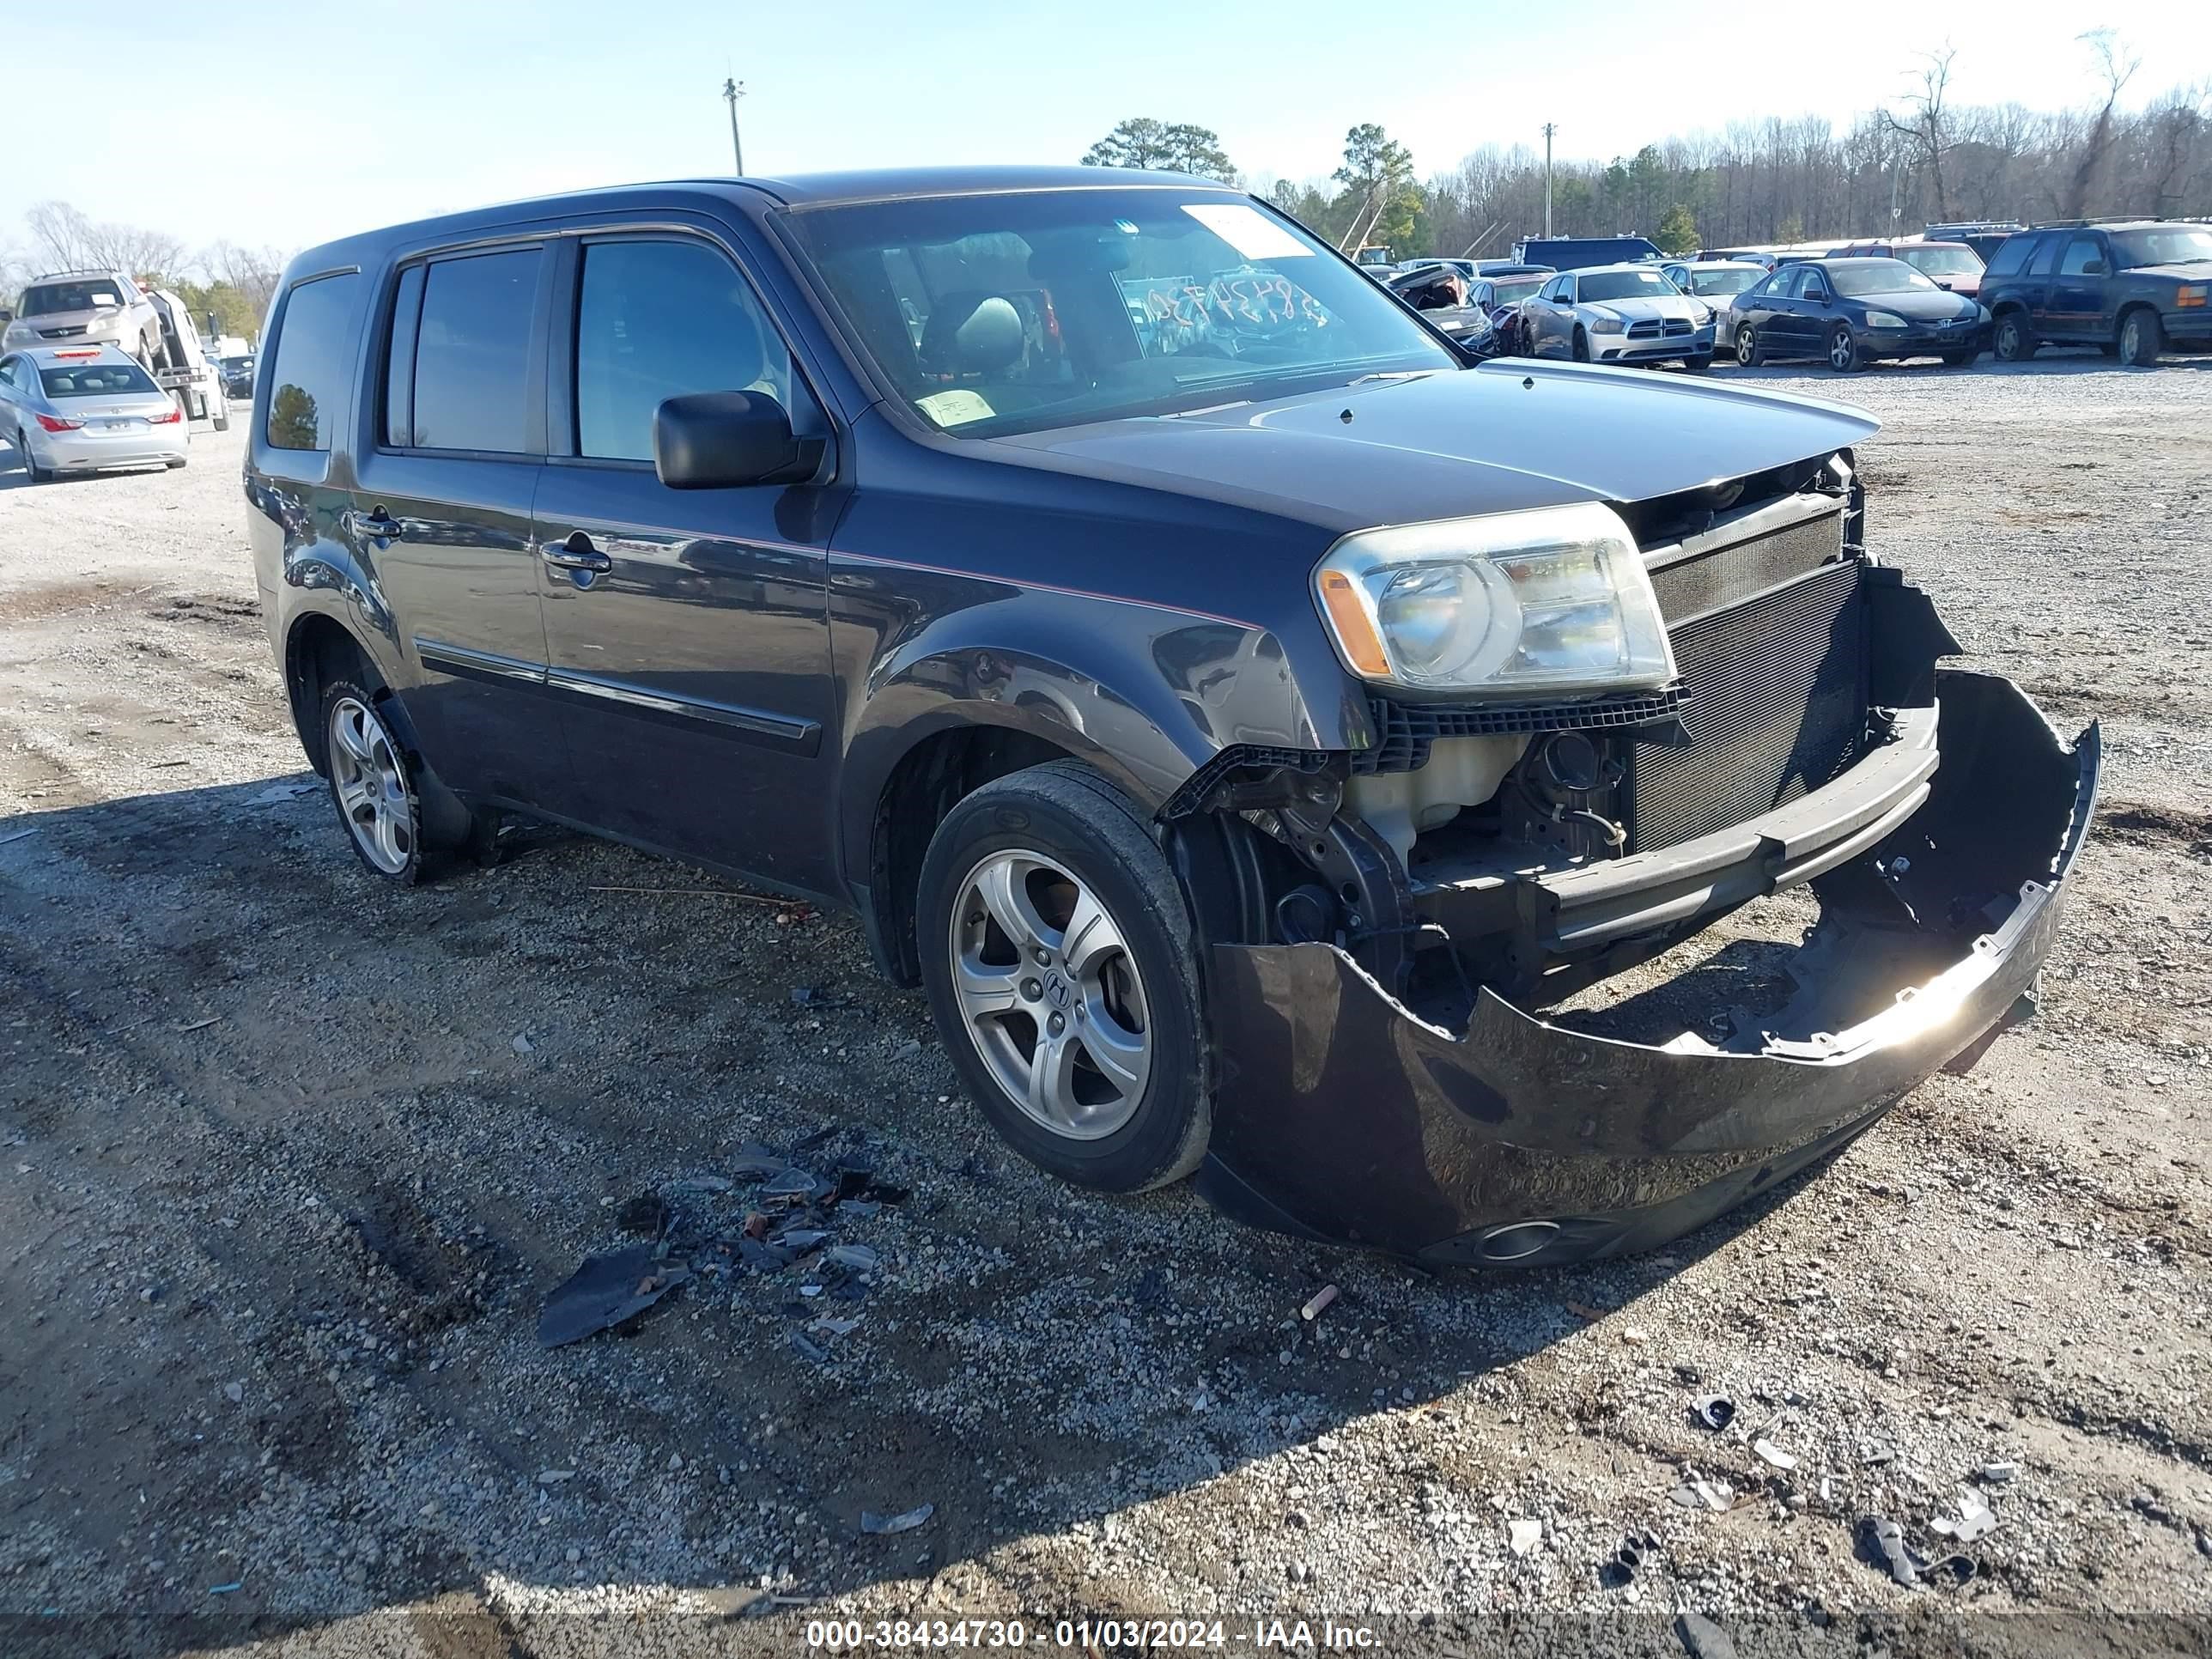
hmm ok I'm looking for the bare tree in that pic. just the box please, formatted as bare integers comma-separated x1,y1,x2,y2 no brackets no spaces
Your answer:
2063,29,2141,217
202,240,288,318
1884,46,1959,224
25,200,185,279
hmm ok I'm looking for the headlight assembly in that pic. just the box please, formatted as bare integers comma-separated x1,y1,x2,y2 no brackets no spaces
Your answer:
1589,314,1625,334
1863,310,1908,329
1313,502,1675,696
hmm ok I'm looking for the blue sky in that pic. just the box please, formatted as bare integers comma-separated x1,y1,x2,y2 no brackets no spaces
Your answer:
5,0,2205,256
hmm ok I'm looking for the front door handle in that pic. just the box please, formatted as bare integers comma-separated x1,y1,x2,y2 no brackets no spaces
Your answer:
538,531,612,574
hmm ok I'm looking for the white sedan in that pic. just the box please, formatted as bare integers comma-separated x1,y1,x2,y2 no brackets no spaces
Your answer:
0,343,188,482
1518,264,1717,368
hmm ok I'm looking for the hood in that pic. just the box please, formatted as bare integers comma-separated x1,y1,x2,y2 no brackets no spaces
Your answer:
1859,287,1978,321
2130,261,2212,284
15,306,134,336
989,362,1880,533
1588,295,1702,321
1923,273,1981,296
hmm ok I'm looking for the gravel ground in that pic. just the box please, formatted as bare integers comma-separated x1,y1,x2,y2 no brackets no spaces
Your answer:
0,355,2207,1659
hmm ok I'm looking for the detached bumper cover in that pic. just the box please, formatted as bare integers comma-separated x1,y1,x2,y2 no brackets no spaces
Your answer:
1197,672,2098,1266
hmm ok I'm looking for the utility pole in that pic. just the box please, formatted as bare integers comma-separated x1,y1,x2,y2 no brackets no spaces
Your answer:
721,76,746,175
1542,124,1557,238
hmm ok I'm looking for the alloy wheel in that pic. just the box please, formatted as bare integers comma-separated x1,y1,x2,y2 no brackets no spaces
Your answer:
326,695,414,875
1828,326,1856,371
946,848,1152,1140
1735,326,1757,366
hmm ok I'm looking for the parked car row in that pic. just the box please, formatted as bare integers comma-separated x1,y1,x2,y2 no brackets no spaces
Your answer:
1384,216,2208,373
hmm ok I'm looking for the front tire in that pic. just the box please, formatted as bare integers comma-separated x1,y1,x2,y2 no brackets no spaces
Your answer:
1992,311,2036,362
320,678,427,885
1683,353,1712,373
1735,325,1763,368
1941,349,1978,367
1826,323,1864,373
916,760,1210,1194
2118,308,2163,367
1571,327,1590,362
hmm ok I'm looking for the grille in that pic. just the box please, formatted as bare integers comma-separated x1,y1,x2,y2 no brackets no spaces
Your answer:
1356,686,1681,775
1663,318,1692,336
39,324,88,339
1648,509,1844,625
1626,560,1866,852
1627,319,1662,339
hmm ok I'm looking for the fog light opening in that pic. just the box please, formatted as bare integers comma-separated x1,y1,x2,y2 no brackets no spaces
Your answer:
1477,1219,1562,1263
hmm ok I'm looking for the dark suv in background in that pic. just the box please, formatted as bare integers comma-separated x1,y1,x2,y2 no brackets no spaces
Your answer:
1979,221,2212,364
245,167,2095,1268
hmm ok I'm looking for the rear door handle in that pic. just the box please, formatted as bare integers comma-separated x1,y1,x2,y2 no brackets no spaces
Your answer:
538,531,612,574
344,507,404,544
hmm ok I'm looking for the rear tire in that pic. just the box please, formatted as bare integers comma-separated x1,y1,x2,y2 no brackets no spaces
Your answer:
15,427,54,483
2118,308,2163,367
1992,311,2036,362
319,677,427,886
916,759,1210,1195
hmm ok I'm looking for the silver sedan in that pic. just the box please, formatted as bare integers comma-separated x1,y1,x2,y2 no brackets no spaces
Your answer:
1519,264,1717,368
0,344,188,481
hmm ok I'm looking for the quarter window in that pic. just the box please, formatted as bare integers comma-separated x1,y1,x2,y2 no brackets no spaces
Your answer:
1983,234,2034,277
264,272,362,453
573,239,793,463
407,249,541,454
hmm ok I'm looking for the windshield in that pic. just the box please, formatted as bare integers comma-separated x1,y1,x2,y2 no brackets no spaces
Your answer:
2112,227,2212,268
22,280,125,317
786,190,1455,437
1898,245,1983,276
1686,267,1760,296
1830,261,1939,296
40,360,159,398
1492,276,1547,306
1579,269,1676,303
222,354,255,372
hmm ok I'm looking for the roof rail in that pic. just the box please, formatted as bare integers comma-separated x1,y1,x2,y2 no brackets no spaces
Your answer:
27,266,125,281
2028,216,2163,230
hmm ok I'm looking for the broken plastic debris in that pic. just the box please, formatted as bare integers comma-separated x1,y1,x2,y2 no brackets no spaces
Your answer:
1930,1485,1998,1544
860,1503,934,1535
538,1469,577,1484
511,1033,534,1054
760,1167,825,1200
1300,1285,1339,1322
811,1316,863,1338
670,1175,734,1194
1860,1515,1921,1587
1753,1437,1798,1471
1508,1518,1541,1555
728,1148,789,1179
0,826,41,846
209,1582,243,1595
537,1244,689,1347
1671,1478,1733,1512
248,781,315,805
1674,1610,1736,1659
790,1332,829,1364
1977,1461,2019,1485
824,1243,879,1273
1692,1395,1736,1431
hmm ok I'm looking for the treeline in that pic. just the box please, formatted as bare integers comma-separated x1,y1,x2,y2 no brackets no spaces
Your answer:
1421,81,2212,258
2,201,284,341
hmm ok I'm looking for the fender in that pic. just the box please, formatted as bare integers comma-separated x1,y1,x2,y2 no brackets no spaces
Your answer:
833,572,1339,896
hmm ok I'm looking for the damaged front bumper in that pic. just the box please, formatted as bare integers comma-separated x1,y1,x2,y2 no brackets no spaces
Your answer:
1197,671,2100,1267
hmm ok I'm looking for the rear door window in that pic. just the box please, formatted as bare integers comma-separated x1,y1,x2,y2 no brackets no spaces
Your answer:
407,249,541,454
264,272,362,452
572,238,793,462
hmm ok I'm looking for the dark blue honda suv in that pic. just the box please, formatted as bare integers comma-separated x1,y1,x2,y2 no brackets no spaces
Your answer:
244,167,2096,1267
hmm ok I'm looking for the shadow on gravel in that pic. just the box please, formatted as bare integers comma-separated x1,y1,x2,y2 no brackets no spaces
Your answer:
0,780,1865,1658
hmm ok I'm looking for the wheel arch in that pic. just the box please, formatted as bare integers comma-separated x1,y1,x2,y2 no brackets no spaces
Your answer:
283,611,373,774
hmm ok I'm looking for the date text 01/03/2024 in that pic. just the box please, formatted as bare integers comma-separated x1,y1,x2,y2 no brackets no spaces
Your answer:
804,1617,1383,1650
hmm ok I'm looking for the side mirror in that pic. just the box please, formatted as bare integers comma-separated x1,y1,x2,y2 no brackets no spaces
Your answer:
2081,260,2106,276
653,391,822,489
